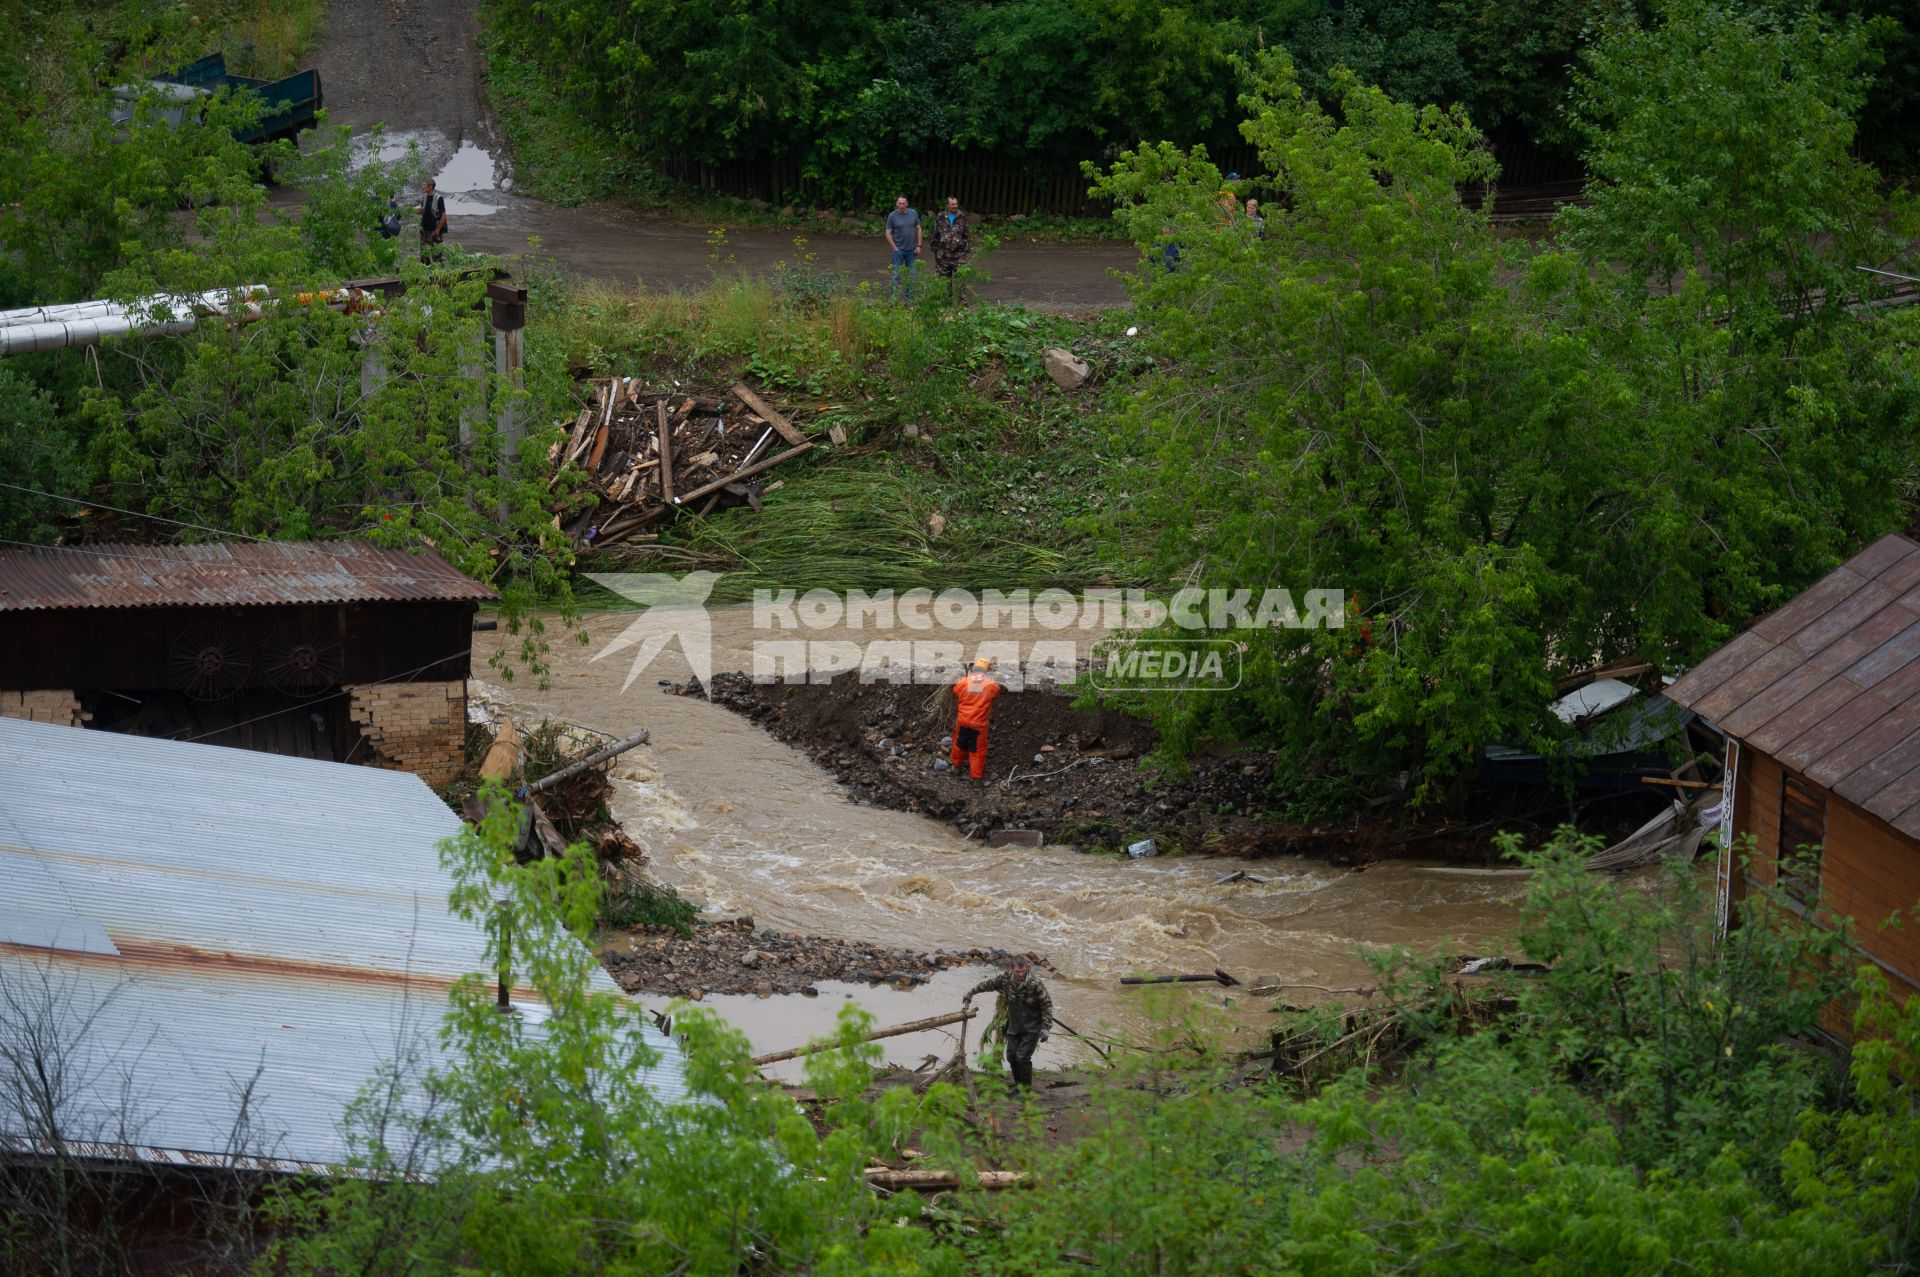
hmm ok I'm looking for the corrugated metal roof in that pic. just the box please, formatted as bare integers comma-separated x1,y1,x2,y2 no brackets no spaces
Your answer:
0,540,496,611
1666,533,1920,840
0,718,687,1173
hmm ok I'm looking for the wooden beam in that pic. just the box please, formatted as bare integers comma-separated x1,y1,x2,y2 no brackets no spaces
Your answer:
750,1008,975,1066
671,442,814,506
732,383,806,446
863,1168,1025,1191
655,399,675,505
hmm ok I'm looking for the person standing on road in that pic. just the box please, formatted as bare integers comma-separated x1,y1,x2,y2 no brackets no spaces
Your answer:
930,195,972,301
885,194,922,302
950,655,1000,781
419,178,447,262
963,959,1053,1092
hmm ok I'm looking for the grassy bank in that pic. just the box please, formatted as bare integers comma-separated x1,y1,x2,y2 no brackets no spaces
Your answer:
196,0,327,78
534,274,1145,600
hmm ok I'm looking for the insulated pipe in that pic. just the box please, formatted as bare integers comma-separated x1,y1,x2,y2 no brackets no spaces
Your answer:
0,285,270,355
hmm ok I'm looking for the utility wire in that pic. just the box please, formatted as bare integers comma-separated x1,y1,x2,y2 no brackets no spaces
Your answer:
178,645,478,744
0,480,271,542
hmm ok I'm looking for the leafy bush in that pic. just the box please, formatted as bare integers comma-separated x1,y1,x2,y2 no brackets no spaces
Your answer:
599,877,698,936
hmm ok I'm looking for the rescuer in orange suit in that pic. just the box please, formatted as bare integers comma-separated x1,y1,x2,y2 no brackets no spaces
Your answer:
950,656,1001,781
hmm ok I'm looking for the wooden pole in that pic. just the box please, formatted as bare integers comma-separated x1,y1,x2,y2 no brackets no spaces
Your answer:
750,1008,975,1067
655,399,675,505
519,730,650,797
863,1168,1025,1191
1119,968,1239,987
671,442,813,507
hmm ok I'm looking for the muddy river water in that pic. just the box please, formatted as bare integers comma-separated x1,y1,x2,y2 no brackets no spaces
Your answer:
477,607,1535,1073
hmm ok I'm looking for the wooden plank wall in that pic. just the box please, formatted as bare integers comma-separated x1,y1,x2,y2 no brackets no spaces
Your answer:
1734,745,1920,1036
1823,799,1920,983
1740,750,1784,889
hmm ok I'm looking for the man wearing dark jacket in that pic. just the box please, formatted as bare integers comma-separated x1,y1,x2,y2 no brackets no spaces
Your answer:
963,959,1052,1091
419,179,447,262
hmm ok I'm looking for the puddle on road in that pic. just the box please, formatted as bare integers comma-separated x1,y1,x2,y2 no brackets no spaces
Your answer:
434,140,507,216
344,132,509,216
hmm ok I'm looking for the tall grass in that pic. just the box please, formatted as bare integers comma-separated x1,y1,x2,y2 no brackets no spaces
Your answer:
541,276,878,397
661,470,1109,598
536,275,1138,596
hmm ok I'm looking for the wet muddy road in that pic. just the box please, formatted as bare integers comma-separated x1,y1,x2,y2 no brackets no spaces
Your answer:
310,0,1135,310
478,608,1536,1069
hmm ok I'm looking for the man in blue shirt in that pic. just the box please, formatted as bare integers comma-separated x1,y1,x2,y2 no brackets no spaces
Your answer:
885,195,922,303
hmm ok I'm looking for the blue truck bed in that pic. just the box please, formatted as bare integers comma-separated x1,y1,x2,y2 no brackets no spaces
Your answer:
162,53,324,144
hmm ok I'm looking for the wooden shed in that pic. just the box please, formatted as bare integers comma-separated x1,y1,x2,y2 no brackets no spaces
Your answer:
0,540,494,785
1665,533,1920,1001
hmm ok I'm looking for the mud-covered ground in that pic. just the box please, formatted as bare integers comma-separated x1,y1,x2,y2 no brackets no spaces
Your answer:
691,671,1471,861
601,915,1048,999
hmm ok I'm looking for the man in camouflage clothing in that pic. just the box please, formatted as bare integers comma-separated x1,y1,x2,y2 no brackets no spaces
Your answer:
929,196,973,301
962,958,1052,1091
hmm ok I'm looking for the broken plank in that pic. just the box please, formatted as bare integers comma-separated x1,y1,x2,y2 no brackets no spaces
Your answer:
586,420,611,472
566,406,594,459
593,526,661,549
671,442,814,506
732,383,806,445
656,400,675,504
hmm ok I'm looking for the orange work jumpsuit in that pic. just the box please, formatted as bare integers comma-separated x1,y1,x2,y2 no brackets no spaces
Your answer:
950,671,1001,778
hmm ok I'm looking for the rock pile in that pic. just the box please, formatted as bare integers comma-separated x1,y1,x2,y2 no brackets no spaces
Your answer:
601,916,1048,999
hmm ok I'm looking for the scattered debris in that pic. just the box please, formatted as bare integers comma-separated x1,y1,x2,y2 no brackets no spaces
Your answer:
1585,789,1721,872
553,378,814,551
1213,870,1266,885
1126,838,1157,858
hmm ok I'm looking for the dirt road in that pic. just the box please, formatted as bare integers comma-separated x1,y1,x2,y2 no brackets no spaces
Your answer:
309,0,1135,309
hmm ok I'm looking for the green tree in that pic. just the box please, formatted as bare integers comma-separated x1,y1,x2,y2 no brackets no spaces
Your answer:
267,788,962,1275
1090,55,1571,800
1089,19,1917,805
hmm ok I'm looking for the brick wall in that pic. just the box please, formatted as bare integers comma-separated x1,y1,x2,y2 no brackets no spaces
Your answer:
0,689,86,728
347,680,465,788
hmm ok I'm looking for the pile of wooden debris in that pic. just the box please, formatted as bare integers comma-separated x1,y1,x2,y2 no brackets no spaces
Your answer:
552,379,816,552
461,715,651,865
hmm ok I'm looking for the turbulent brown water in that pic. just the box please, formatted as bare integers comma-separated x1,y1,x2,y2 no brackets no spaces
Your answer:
477,607,1534,1070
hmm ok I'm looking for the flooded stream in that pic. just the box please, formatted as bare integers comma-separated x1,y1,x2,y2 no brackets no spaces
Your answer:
478,607,1536,1069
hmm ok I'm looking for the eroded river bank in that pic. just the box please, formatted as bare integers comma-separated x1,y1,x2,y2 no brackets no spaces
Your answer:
476,606,1537,1069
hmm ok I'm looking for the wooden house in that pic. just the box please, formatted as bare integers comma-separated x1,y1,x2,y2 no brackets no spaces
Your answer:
1665,533,1920,1000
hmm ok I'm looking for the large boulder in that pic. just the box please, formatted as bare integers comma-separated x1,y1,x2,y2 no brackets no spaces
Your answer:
1043,347,1091,391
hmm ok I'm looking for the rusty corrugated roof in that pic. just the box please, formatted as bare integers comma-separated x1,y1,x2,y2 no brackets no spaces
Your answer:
1667,533,1920,840
0,717,688,1173
0,539,495,610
